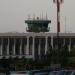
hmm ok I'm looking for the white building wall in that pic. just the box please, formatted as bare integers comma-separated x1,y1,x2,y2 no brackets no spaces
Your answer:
0,33,74,59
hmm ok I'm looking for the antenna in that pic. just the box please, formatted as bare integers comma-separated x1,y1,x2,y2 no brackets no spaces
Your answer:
40,14,41,20
42,13,43,20
65,16,66,33
46,13,48,20
28,14,30,20
33,14,35,20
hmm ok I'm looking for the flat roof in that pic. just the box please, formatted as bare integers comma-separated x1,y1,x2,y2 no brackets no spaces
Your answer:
25,19,51,24
0,32,75,37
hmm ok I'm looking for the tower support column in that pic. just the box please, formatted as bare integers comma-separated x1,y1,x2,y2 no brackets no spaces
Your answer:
0,38,3,56
20,38,22,55
51,36,53,49
45,36,48,54
63,38,65,46
26,36,29,55
32,36,35,60
69,38,71,52
13,38,16,56
7,38,9,55
38,38,41,60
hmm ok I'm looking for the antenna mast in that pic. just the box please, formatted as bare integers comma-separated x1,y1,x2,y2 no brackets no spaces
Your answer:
53,0,64,34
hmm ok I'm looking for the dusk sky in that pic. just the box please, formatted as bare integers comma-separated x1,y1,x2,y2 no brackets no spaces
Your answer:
0,0,75,33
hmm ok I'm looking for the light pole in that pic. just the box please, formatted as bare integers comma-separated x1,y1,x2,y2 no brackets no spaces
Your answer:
53,0,63,35
53,0,64,49
53,0,64,63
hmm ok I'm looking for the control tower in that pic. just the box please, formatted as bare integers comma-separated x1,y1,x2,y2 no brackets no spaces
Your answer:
25,17,51,32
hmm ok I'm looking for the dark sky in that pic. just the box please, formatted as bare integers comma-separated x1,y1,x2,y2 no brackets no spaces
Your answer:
0,0,75,33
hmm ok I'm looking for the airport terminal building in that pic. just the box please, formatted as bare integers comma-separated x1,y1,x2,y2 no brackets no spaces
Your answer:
0,32,75,60
0,18,75,70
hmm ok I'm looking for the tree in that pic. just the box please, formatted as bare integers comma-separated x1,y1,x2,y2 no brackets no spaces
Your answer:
68,47,75,67
69,48,75,57
59,46,69,67
46,45,69,67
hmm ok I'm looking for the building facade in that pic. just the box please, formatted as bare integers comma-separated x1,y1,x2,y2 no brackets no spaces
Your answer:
0,18,75,70
0,33,75,60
